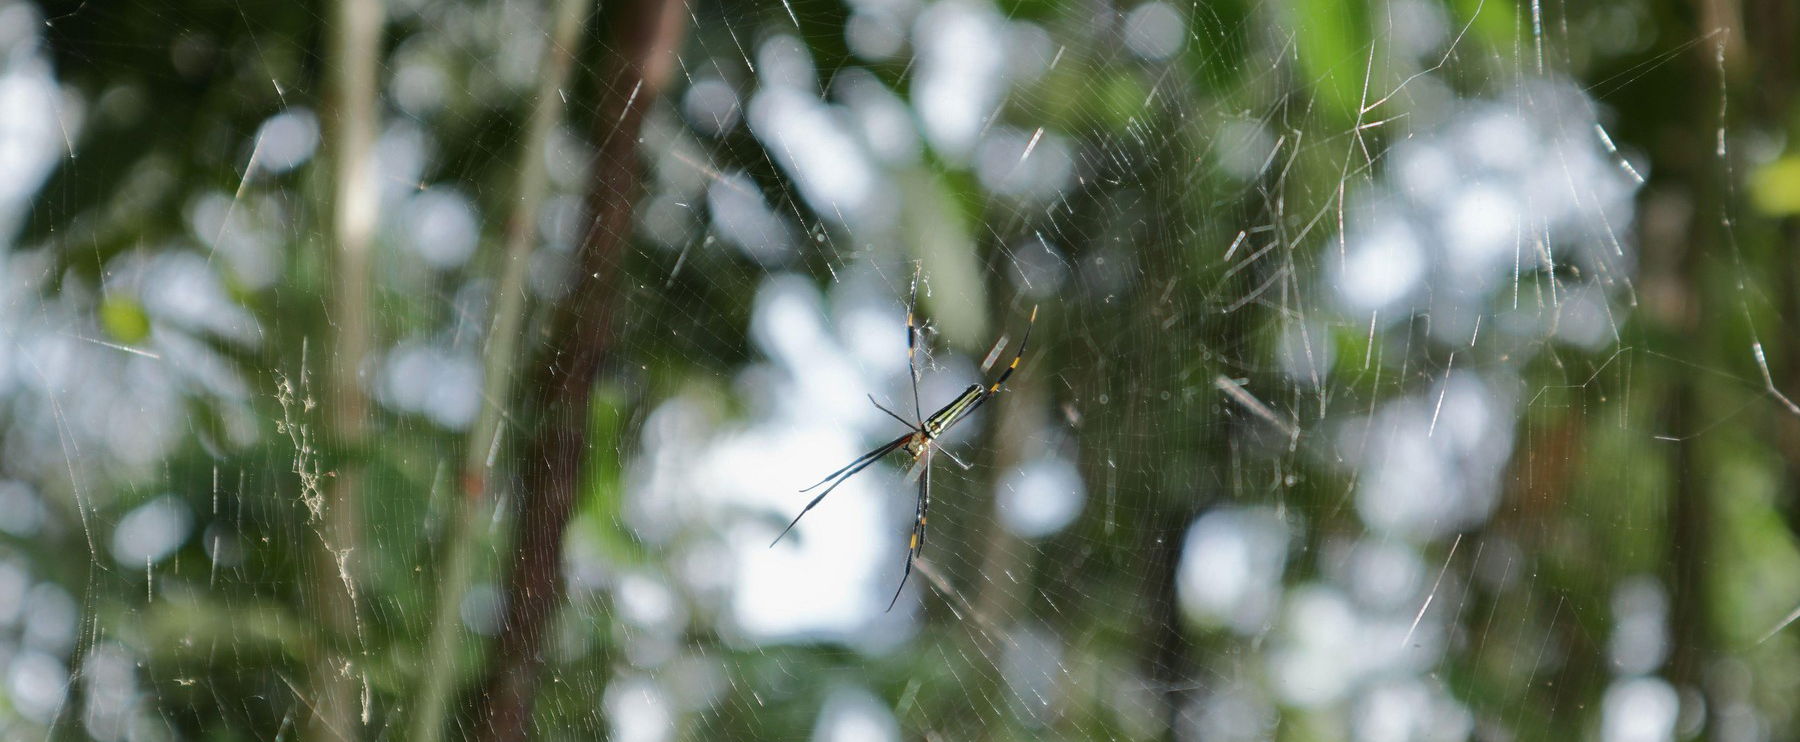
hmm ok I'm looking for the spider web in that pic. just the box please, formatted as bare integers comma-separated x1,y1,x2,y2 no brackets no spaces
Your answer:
0,0,1796,740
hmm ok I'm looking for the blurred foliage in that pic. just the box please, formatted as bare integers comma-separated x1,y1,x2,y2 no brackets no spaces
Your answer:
6,0,1800,740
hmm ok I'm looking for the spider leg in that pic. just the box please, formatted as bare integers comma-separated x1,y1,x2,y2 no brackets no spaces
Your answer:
775,434,911,548
888,448,931,611
983,305,1037,396
798,432,910,493
906,262,924,421
868,394,916,429
962,305,1039,421
938,445,972,471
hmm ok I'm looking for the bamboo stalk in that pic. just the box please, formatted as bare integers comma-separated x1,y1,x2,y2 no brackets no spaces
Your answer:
310,0,383,738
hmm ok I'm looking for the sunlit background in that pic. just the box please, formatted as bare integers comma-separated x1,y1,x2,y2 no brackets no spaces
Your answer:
2,0,1799,739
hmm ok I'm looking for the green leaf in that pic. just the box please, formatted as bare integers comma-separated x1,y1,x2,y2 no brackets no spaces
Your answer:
1752,156,1800,215
1290,0,1369,120
100,295,152,343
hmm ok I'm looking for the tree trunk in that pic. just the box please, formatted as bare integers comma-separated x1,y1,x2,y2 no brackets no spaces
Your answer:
409,0,595,739
471,2,686,739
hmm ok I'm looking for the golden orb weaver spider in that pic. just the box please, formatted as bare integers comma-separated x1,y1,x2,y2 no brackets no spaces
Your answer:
769,266,1038,611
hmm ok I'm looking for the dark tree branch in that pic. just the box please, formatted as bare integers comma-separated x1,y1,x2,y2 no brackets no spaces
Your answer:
471,1,686,740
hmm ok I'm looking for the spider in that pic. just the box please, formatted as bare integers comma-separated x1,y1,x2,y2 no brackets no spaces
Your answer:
770,267,1038,610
